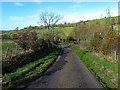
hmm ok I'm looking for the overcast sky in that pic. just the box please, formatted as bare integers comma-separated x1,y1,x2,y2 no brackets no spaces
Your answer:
2,2,118,30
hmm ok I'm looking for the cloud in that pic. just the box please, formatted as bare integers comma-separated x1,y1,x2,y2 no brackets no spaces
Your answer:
33,0,42,4
46,7,53,10
2,0,119,2
111,9,118,16
10,16,25,21
72,5,80,8
33,0,42,2
71,2,85,8
62,15,81,23
15,2,23,6
28,14,39,18
36,9,43,13
75,0,86,3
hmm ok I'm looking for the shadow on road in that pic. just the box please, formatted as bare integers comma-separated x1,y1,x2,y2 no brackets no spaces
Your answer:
17,45,72,89
43,46,71,76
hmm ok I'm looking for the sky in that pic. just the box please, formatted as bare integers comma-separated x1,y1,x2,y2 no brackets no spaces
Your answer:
1,2,118,30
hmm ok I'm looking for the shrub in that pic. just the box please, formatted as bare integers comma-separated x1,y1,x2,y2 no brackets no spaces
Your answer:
100,29,118,55
2,34,11,40
16,31,38,51
87,32,104,52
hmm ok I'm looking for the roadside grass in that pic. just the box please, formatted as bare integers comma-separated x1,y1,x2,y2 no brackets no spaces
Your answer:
3,44,61,89
70,45,118,89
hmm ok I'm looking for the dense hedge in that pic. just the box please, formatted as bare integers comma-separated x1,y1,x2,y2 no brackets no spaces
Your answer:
2,46,53,74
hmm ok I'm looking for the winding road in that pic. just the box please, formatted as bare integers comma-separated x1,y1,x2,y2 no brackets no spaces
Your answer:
23,44,103,88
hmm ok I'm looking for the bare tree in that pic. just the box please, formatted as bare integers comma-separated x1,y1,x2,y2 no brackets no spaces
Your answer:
38,11,63,29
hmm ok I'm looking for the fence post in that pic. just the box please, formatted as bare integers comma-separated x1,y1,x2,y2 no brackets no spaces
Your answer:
9,47,13,59
114,50,116,61
15,45,17,56
4,47,9,60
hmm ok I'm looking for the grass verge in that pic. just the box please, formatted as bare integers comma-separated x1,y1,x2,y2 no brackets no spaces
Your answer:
70,45,118,89
3,44,61,89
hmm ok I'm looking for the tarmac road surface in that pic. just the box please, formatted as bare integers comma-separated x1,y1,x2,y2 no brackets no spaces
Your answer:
22,44,103,88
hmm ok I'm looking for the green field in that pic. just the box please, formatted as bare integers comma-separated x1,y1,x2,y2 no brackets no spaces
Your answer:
35,27,73,39
2,40,24,60
70,45,118,88
2,40,16,59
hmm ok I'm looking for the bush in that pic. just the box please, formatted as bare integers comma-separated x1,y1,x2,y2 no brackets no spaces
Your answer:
41,30,64,48
100,29,118,55
87,32,104,52
16,31,38,51
2,34,11,40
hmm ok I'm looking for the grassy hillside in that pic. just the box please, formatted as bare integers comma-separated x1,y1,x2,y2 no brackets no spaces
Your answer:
59,16,119,30
35,27,73,39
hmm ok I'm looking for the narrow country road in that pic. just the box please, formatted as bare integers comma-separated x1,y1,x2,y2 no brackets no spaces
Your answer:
23,44,103,88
